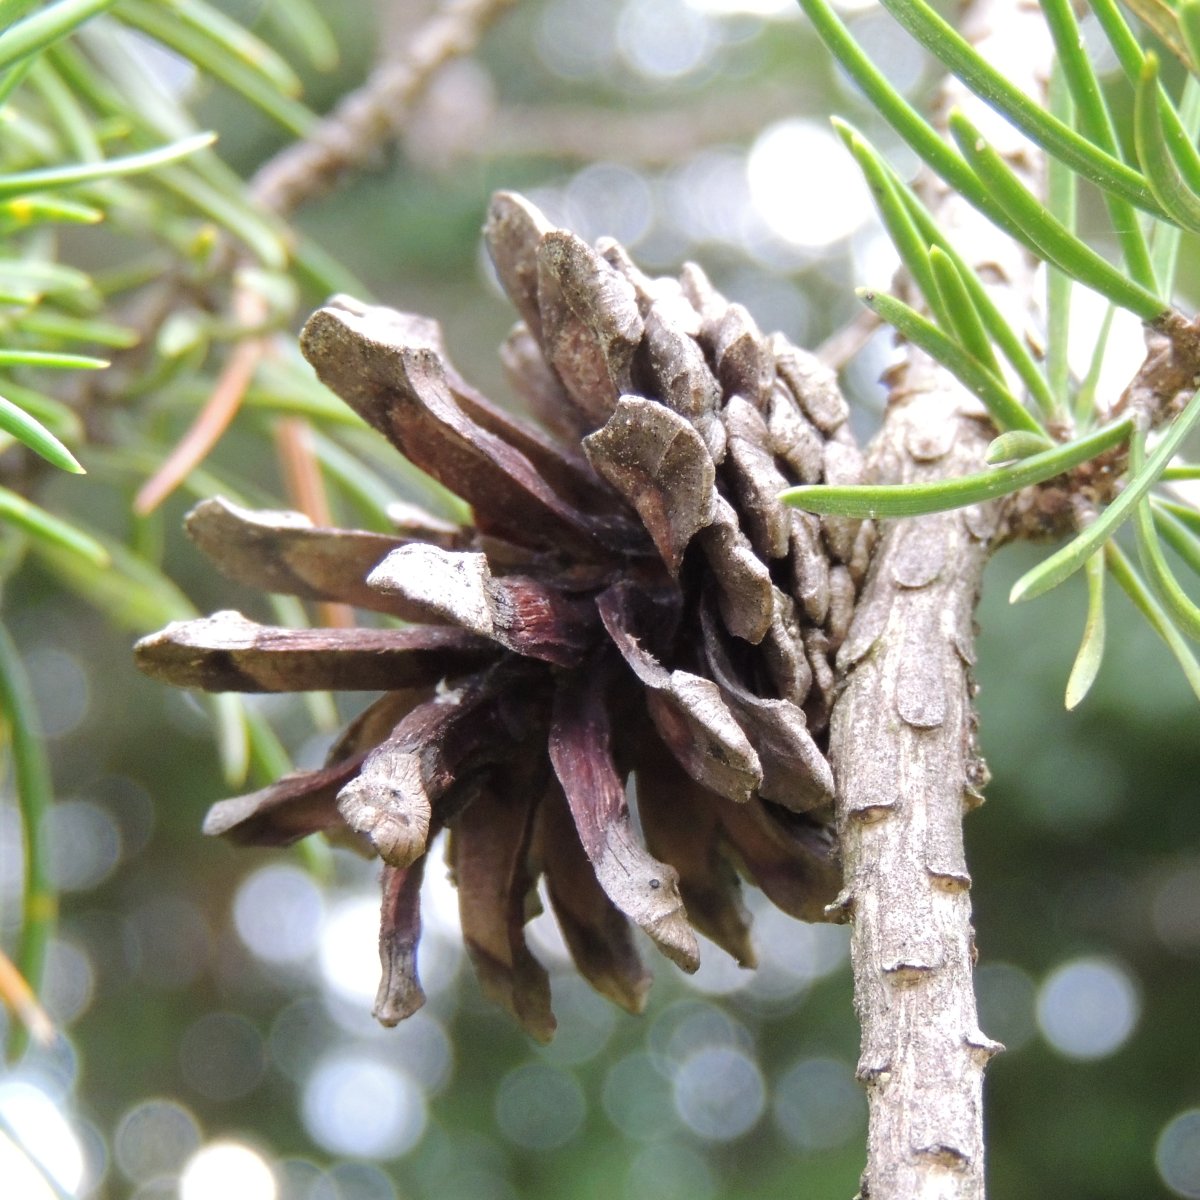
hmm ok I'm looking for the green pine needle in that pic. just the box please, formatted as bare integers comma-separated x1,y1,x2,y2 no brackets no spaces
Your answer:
116,0,316,137
1012,389,1200,603
928,246,1002,376
949,111,1169,322
875,0,1166,217
1106,540,1200,701
836,116,1056,417
1153,499,1200,535
891,180,1060,420
18,311,139,348
0,131,215,198
835,120,950,329
1074,303,1117,427
0,348,107,368
1089,0,1200,196
153,163,288,269
1148,75,1200,297
986,430,1055,463
212,692,251,787
1181,0,1200,74
1065,550,1107,709
782,416,1131,518
0,382,83,441
1135,54,1200,234
1130,430,1200,640
858,288,1044,435
156,0,303,96
1039,0,1157,291
0,196,102,227
0,393,84,472
794,0,1032,249
0,485,108,563
1045,63,1075,404
0,0,117,73
260,0,339,72
1153,502,1200,579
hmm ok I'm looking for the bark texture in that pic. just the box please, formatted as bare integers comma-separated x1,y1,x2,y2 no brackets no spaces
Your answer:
830,374,1003,1200
827,1,1051,1196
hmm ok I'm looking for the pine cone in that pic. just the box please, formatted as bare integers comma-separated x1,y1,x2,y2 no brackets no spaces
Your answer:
135,193,874,1040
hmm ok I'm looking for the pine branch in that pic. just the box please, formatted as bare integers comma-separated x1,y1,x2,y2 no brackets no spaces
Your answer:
827,0,1049,1194
407,86,809,168
250,0,516,215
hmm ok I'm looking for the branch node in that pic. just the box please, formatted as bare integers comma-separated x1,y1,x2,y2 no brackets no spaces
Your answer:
858,1064,893,1087
882,961,935,986
917,1144,971,1170
966,1030,1005,1062
825,888,856,920
849,801,896,825
927,868,972,893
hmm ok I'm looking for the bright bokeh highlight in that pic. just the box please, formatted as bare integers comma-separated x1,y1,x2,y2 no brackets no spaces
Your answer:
317,895,383,1005
1158,1110,1200,1199
1036,957,1139,1060
114,1097,201,1183
301,1055,427,1158
233,864,325,964
0,1080,86,1194
179,1141,277,1200
672,1045,765,1140
747,120,874,248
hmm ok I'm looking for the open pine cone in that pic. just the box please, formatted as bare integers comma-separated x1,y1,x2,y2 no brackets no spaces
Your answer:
135,193,874,1040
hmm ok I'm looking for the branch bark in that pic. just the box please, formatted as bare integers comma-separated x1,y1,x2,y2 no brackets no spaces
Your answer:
250,0,516,215
827,1,1052,1196
406,86,811,169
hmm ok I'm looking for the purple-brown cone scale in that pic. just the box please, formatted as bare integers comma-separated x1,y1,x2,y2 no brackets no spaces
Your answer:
133,191,873,1038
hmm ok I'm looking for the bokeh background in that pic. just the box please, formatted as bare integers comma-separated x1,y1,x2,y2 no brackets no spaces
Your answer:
3,1,1200,1198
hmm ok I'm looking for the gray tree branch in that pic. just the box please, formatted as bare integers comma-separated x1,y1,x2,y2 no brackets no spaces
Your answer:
251,0,516,215
827,1,1051,1196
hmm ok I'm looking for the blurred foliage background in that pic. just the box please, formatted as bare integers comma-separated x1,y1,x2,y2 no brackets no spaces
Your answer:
1,1,1199,1198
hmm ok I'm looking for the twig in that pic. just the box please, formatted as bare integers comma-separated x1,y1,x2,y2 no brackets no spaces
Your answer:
827,1,1050,1196
125,1,516,512
817,308,884,372
133,290,268,516
426,86,807,167
1118,307,1200,423
0,624,56,1062
0,947,55,1048
251,0,517,216
274,415,355,629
